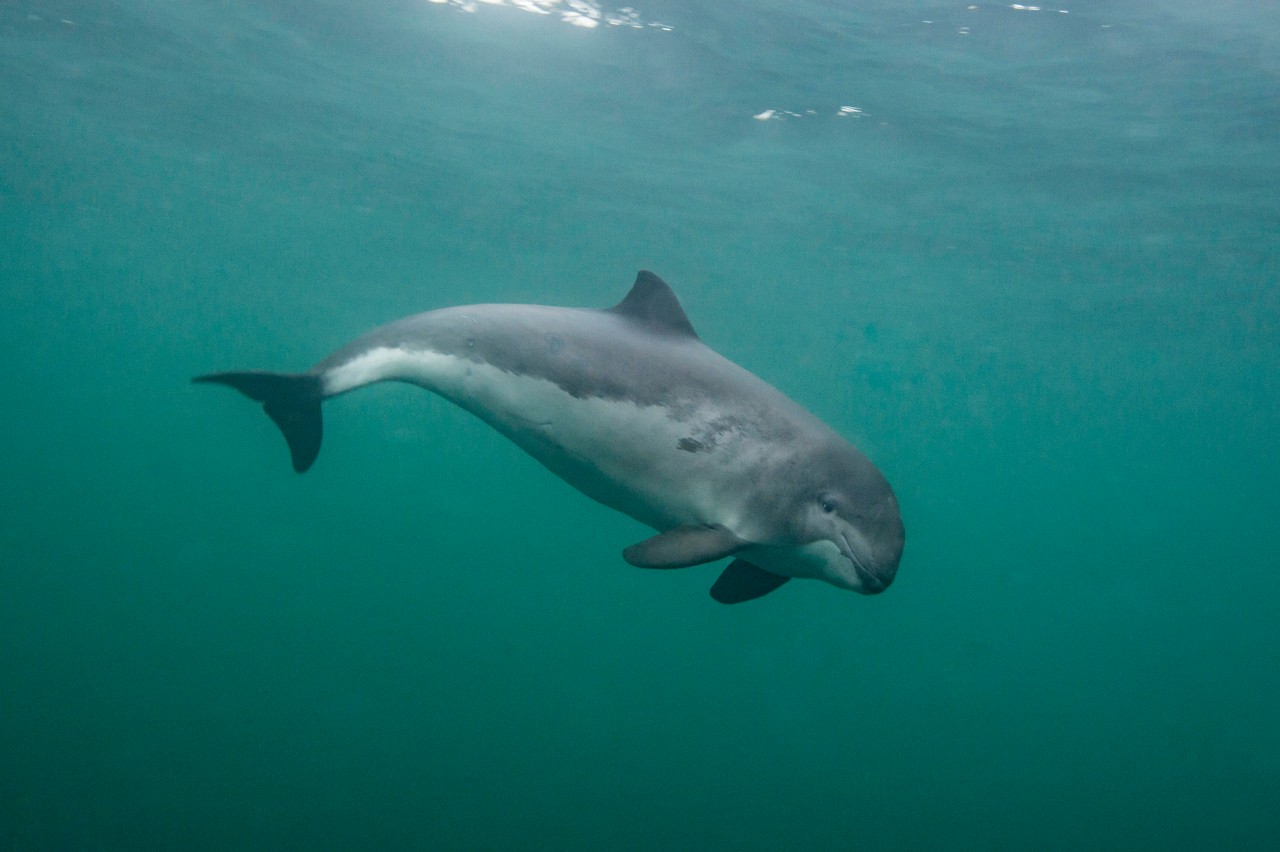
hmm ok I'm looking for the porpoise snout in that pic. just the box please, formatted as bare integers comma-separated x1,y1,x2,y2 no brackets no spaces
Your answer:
859,496,904,594
857,570,889,595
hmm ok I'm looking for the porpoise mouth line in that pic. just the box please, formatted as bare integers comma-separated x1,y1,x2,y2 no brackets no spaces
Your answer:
839,533,882,591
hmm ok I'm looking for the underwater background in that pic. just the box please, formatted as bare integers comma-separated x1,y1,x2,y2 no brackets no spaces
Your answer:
2,1,1278,849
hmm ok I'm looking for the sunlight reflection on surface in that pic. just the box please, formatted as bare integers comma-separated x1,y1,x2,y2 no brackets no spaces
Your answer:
425,0,673,32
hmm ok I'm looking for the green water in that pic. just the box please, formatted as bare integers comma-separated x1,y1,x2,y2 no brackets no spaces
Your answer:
3,1,1278,848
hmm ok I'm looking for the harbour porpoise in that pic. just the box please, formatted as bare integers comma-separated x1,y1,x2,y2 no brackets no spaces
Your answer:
194,271,904,603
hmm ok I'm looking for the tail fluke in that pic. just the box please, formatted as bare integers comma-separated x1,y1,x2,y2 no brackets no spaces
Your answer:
193,371,324,473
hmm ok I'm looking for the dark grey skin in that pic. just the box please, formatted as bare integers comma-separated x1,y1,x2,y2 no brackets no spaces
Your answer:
194,271,904,603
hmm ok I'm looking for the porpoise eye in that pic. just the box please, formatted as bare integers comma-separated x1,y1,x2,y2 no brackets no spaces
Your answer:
821,499,837,514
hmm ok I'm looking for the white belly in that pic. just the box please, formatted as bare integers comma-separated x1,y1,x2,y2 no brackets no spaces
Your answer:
323,346,770,532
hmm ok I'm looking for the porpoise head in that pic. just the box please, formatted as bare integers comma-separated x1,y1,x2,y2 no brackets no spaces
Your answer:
773,438,905,594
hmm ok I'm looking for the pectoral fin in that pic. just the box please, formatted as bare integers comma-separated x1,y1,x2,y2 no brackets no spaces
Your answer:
710,559,790,604
622,525,747,569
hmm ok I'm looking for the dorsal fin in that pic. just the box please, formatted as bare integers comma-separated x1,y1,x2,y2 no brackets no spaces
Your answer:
606,271,698,339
